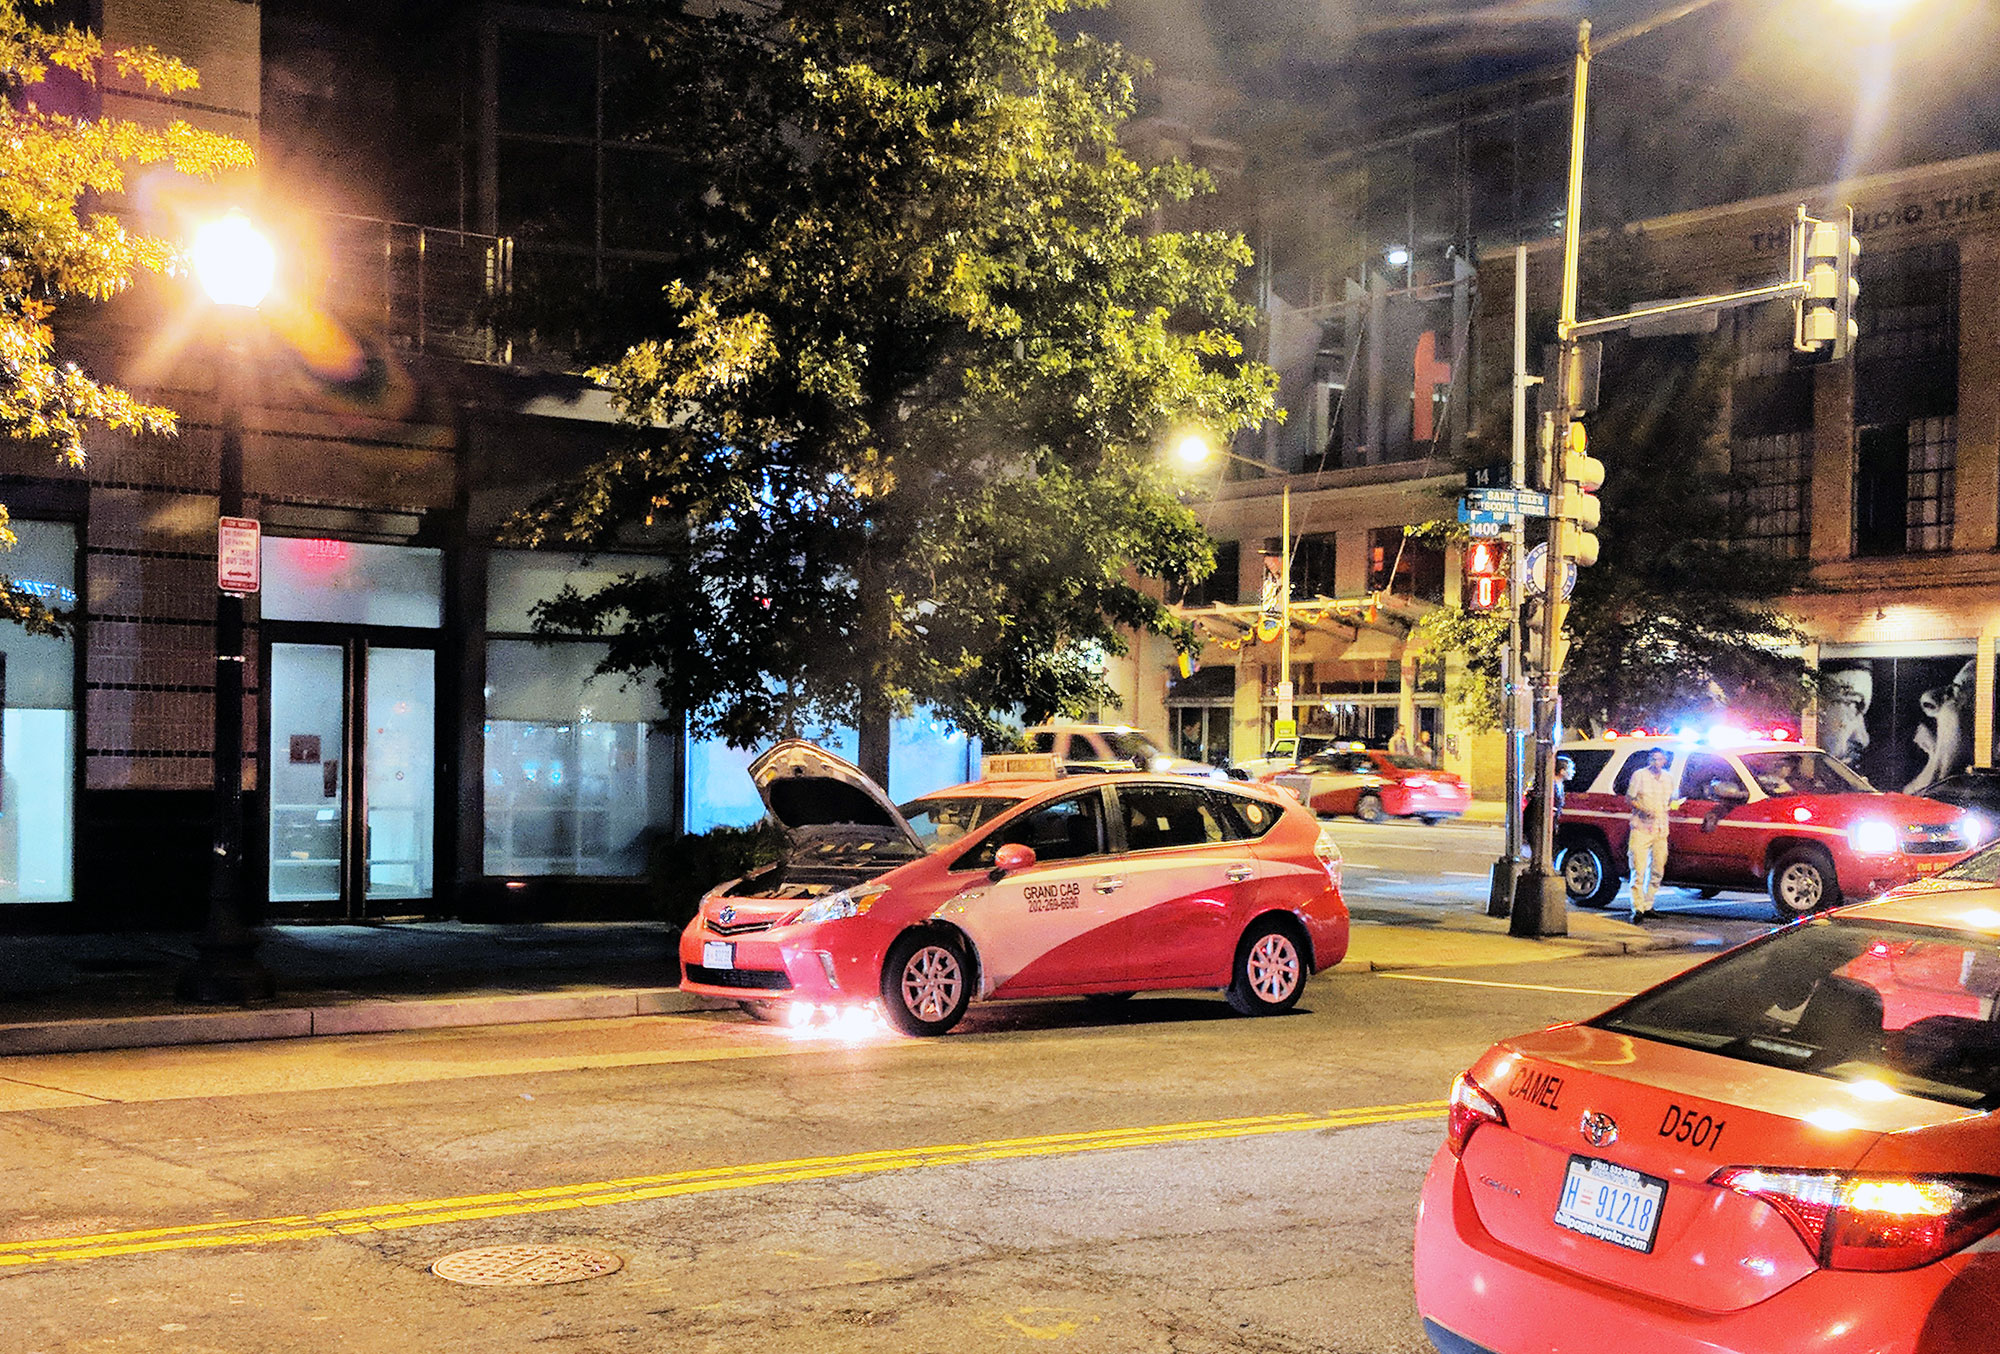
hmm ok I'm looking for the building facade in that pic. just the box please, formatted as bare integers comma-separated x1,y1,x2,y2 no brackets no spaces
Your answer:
0,0,976,930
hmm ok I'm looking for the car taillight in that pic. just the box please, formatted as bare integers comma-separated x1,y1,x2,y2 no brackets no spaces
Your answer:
1314,834,1341,888
1446,1073,1506,1157
1709,1168,2000,1271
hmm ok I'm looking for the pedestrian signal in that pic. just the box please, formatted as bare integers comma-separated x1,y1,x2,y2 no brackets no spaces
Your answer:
1465,540,1507,612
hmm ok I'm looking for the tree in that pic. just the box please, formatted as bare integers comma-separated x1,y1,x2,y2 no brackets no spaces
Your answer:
507,0,1277,782
0,0,252,631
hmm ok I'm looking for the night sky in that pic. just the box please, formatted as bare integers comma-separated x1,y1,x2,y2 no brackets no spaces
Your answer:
1077,0,2000,184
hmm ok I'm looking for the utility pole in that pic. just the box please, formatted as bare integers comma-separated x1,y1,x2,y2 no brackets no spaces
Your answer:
1511,20,1592,937
1489,244,1538,917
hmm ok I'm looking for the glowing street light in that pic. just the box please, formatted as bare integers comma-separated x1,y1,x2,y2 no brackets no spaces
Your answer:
190,213,275,309
177,211,276,1005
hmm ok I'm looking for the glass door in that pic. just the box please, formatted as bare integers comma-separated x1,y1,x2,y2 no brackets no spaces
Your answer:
265,636,437,917
363,646,434,902
267,642,347,906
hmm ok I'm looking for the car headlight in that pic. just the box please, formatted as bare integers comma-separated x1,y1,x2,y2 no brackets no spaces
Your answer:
794,884,888,926
1848,819,1900,856
1962,814,1993,847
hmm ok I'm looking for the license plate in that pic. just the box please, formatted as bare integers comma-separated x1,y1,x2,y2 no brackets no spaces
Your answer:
1553,1155,1667,1253
702,941,735,970
1914,858,1949,874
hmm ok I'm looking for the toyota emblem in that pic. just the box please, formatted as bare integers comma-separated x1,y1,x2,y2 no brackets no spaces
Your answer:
1580,1111,1619,1148
717,905,736,925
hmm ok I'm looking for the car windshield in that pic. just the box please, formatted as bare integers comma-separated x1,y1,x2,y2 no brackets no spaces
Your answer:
1593,917,2000,1109
1100,730,1165,762
1938,843,2000,884
898,795,1024,853
1739,750,1873,796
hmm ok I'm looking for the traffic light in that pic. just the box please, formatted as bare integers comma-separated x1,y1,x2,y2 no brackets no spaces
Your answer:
1555,420,1604,568
1796,208,1860,359
1464,538,1507,612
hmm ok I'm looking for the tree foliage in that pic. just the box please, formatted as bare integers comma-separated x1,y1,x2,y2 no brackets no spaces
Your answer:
506,0,1277,762
0,0,253,630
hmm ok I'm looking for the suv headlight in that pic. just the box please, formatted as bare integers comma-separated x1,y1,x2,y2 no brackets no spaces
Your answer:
794,884,888,926
1848,819,1900,856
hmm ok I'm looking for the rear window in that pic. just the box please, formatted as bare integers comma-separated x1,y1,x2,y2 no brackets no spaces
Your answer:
1593,918,2000,1109
1938,844,2000,884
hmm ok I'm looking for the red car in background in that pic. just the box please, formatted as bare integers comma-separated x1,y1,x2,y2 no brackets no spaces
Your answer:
1269,748,1470,824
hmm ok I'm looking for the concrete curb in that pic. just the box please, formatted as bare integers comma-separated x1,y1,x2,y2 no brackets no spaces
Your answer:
0,987,702,1058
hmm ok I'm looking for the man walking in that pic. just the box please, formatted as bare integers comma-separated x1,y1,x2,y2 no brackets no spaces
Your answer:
1624,746,1678,920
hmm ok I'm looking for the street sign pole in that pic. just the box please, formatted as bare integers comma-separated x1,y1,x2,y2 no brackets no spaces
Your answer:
1513,19,1591,939
1490,244,1534,919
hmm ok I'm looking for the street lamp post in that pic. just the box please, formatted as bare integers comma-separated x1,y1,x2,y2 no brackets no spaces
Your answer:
177,213,277,1005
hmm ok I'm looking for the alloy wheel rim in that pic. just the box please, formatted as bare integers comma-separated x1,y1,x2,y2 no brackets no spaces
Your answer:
1565,854,1599,896
1780,864,1822,910
1247,934,1300,1002
901,946,963,1021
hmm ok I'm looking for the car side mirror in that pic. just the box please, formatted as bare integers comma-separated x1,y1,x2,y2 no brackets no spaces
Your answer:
989,842,1036,881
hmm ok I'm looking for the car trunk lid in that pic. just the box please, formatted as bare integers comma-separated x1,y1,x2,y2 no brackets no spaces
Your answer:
1458,1023,1977,1313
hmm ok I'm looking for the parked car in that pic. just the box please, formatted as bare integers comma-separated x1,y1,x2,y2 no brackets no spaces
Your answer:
678,741,1348,1035
1231,734,1358,781
1020,723,1230,779
1554,735,1977,919
1415,887,2000,1354
1269,748,1469,824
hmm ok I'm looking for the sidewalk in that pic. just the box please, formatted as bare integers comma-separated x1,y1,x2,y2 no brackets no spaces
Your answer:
0,909,1705,1058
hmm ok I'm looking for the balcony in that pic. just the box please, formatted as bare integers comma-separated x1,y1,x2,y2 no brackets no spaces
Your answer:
319,215,514,366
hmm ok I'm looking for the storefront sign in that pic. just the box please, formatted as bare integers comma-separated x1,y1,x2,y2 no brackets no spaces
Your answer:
1750,183,2000,253
218,516,261,594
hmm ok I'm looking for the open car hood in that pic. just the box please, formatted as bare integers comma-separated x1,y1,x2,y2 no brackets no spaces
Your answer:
748,740,924,853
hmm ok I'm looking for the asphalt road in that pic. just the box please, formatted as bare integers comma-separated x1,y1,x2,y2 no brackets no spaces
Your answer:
1320,816,1778,950
0,950,1706,1354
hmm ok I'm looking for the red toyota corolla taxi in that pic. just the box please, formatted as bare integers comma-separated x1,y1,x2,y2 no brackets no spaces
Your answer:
679,741,1347,1035
1268,748,1471,824
1414,879,2000,1354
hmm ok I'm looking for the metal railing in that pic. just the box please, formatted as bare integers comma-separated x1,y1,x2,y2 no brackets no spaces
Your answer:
320,214,515,365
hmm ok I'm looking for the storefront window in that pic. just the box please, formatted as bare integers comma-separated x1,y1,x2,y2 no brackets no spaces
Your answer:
1,521,77,903
263,539,443,628
483,552,675,877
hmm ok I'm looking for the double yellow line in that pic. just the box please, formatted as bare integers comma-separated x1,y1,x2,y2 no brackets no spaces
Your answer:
0,1098,1444,1268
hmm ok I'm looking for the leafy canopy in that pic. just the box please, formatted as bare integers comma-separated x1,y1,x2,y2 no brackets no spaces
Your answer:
0,0,253,631
508,0,1277,751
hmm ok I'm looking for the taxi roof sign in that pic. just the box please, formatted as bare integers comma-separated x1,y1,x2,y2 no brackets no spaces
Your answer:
981,753,1063,781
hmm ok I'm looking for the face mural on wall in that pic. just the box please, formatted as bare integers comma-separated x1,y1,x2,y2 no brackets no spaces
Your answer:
1819,655,1979,797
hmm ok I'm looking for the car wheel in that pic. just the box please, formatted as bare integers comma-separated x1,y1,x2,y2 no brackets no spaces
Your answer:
881,931,972,1036
1418,814,1445,826
738,1000,778,1023
1769,846,1839,919
1355,793,1385,823
1558,837,1619,908
1226,917,1305,1016
1694,888,1721,899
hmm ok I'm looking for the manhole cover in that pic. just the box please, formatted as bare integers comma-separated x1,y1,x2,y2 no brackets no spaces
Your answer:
431,1244,624,1286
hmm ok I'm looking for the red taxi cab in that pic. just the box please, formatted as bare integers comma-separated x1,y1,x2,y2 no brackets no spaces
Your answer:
678,741,1347,1035
1554,734,1979,919
1267,748,1471,824
1414,875,2000,1354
